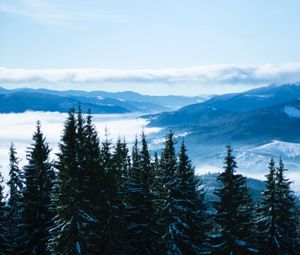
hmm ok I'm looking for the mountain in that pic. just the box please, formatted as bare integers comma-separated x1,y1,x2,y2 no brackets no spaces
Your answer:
0,92,131,114
42,90,205,109
203,82,300,112
145,83,300,183
148,82,300,126
148,83,300,144
0,87,205,111
0,87,204,114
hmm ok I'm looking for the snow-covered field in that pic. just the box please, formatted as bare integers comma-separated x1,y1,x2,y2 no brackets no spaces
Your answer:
0,111,161,182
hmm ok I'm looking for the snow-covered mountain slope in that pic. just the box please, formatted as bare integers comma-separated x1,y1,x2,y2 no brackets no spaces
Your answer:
247,140,300,158
189,140,300,191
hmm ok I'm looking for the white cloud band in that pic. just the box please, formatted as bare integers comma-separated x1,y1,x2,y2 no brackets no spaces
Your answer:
1,63,300,86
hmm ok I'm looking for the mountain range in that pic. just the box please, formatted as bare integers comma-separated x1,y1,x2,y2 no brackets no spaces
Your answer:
146,83,300,180
0,87,204,114
148,83,300,145
2,83,300,186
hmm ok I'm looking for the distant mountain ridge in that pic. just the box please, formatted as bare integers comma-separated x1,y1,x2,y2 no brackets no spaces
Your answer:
0,87,204,114
148,83,300,145
144,82,300,181
203,82,300,112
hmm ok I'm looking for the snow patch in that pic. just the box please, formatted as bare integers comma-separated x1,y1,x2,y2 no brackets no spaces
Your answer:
174,132,192,139
244,94,272,99
248,140,300,158
283,106,300,118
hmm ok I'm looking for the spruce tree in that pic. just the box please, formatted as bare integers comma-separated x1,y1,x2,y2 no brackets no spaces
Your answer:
0,171,9,255
108,138,130,254
258,159,299,254
211,145,257,255
158,141,208,255
81,112,108,254
48,109,86,254
126,138,146,254
103,136,130,255
139,132,158,253
20,121,55,255
275,159,299,254
257,158,278,254
126,135,157,254
153,132,177,213
7,143,23,255
176,142,208,254
155,132,184,254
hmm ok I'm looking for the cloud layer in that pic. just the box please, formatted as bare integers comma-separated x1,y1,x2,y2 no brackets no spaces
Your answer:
1,63,300,86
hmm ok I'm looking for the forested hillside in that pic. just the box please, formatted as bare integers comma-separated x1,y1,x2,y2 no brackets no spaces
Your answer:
0,108,299,255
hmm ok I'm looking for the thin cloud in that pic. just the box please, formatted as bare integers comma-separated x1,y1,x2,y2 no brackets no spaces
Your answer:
1,63,300,86
0,0,125,28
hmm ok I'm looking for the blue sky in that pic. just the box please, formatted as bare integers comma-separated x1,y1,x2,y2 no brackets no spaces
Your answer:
1,0,300,95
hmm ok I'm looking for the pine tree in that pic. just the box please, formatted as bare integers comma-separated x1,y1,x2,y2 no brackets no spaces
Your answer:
0,171,9,255
258,159,299,254
257,158,278,255
81,112,108,254
211,145,257,255
114,137,131,253
7,143,23,255
139,132,158,253
20,121,55,255
153,132,177,214
158,141,209,255
275,159,299,254
48,109,86,254
126,138,145,254
155,131,186,254
126,135,157,254
102,136,130,255
176,142,208,254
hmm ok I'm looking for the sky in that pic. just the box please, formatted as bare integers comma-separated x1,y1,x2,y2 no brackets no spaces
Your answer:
1,0,300,95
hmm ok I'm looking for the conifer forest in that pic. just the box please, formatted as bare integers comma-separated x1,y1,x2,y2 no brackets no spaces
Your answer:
0,108,299,255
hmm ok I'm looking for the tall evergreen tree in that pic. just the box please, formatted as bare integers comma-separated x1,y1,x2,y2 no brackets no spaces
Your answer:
81,112,108,254
48,109,86,254
0,171,9,255
126,138,146,254
258,159,299,254
153,132,177,213
158,141,209,255
20,121,55,255
126,134,157,254
155,132,186,254
257,158,278,255
211,145,257,255
139,132,158,253
176,142,208,254
140,132,152,193
102,136,130,255
7,143,23,255
275,159,299,254
108,138,130,254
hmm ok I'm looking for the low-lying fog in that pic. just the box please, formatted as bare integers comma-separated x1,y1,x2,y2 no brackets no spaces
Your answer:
0,111,160,182
1,111,300,192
